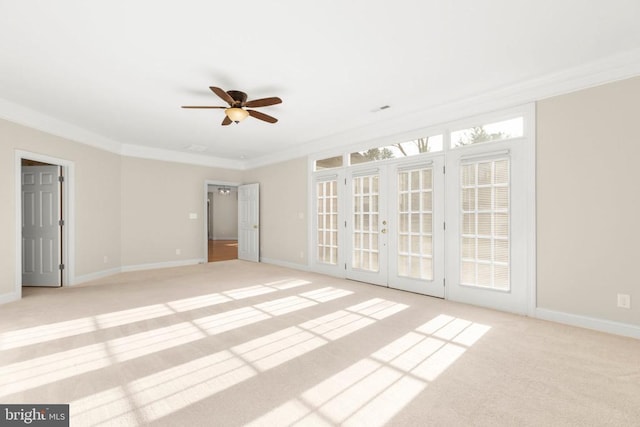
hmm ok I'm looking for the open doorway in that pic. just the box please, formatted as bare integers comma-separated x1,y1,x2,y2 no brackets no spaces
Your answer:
207,184,238,262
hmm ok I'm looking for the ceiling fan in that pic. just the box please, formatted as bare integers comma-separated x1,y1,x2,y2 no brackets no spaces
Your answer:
182,86,282,126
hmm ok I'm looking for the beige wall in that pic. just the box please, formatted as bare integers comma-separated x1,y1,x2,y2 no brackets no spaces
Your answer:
537,76,640,326
0,118,121,296
243,157,308,266
120,157,242,267
4,76,640,332
0,117,242,299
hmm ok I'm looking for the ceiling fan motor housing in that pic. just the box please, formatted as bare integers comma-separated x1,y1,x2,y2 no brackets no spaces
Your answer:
226,90,248,106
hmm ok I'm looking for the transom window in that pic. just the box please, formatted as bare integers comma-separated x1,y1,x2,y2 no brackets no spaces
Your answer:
451,117,523,148
350,135,443,166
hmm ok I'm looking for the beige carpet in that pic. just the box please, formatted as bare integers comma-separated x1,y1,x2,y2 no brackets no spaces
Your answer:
1,261,638,426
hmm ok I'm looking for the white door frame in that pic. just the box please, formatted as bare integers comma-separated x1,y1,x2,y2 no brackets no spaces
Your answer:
202,179,241,263
14,150,75,300
308,104,536,316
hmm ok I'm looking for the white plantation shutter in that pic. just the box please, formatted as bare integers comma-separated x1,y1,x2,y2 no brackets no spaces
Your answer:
351,173,380,272
397,166,434,280
460,157,510,290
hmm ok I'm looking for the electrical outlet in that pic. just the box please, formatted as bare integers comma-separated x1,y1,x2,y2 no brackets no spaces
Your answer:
617,293,631,309
176,248,181,255
103,255,108,264
299,251,304,259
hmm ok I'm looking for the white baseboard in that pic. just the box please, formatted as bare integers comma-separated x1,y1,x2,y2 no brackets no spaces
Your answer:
21,259,206,290
260,257,310,272
0,291,20,305
535,308,640,340
73,267,123,285
122,258,202,273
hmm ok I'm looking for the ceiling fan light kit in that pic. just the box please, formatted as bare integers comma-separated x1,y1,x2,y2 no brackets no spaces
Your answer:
182,86,282,126
225,107,249,123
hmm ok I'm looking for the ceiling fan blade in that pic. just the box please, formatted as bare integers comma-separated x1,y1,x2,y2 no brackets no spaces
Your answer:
181,106,226,109
248,109,278,123
221,116,232,126
244,97,282,108
210,86,235,106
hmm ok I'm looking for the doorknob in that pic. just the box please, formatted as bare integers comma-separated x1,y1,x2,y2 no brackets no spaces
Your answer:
253,225,258,229
381,229,387,234
382,220,387,225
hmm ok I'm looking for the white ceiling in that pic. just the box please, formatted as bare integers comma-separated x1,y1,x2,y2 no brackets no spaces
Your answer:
2,1,640,169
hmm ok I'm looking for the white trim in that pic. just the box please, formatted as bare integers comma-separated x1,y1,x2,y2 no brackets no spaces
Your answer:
121,144,245,170
121,258,202,273
308,104,537,314
14,150,76,298
74,267,123,285
3,49,640,170
0,99,123,154
260,257,311,272
535,308,640,340
460,149,510,162
0,291,20,305
296,51,640,169
525,103,537,317
306,157,316,273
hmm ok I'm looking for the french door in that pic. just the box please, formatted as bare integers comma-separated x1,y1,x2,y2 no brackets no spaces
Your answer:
311,106,534,314
342,157,445,297
312,146,527,307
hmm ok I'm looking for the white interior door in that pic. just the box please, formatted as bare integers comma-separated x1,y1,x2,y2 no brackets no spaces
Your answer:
22,165,61,287
238,183,260,262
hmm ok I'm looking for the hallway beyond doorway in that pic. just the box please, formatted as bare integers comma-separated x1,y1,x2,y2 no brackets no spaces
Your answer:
208,240,238,262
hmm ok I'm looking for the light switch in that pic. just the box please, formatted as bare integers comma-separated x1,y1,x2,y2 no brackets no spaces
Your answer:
189,213,198,219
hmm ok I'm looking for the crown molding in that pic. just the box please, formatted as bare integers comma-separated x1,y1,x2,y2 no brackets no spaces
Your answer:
0,98,123,154
120,144,245,170
0,97,248,170
246,48,640,168
2,48,640,170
